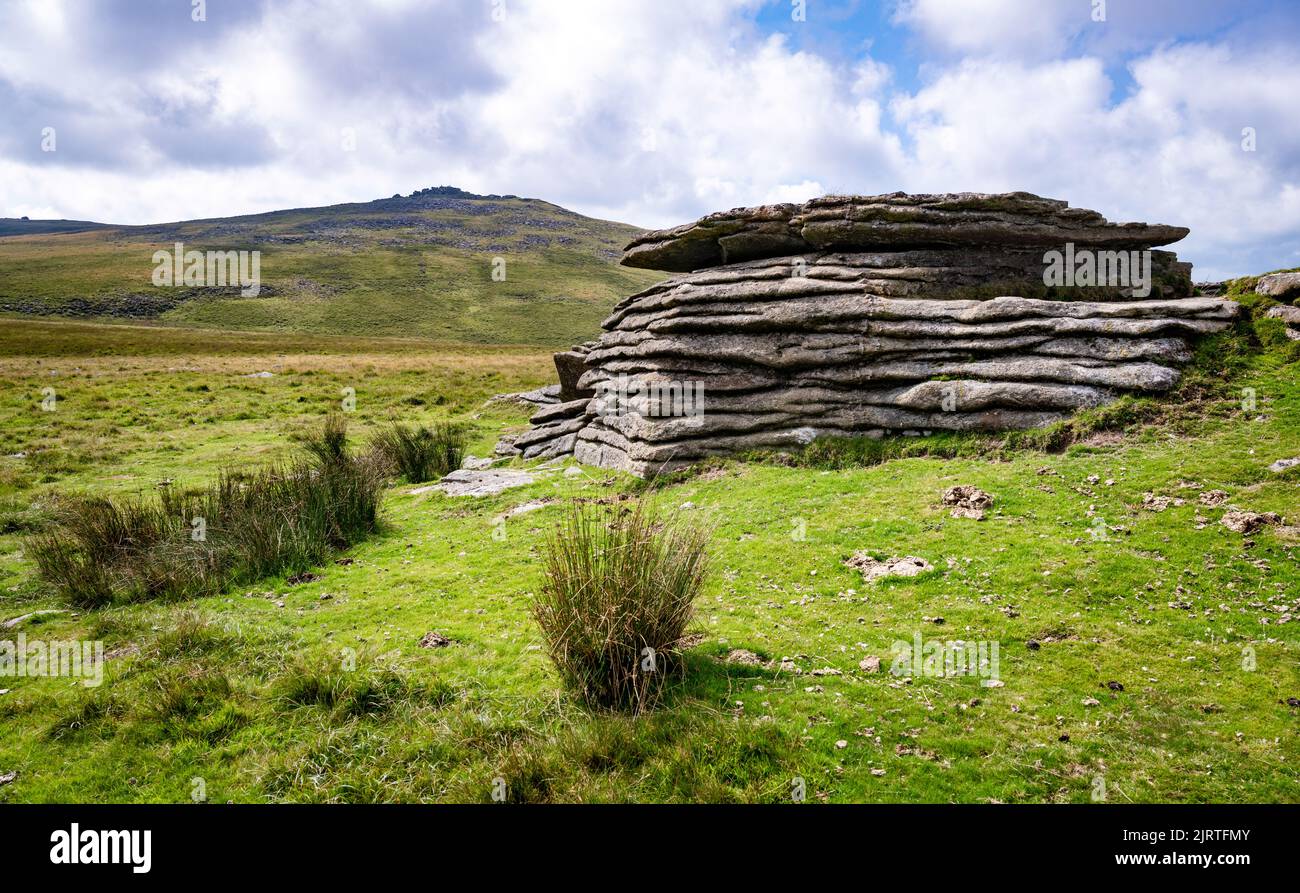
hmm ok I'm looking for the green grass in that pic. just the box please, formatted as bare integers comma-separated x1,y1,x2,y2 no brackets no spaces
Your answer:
369,421,467,484
0,301,1297,803
29,416,384,608
0,192,663,347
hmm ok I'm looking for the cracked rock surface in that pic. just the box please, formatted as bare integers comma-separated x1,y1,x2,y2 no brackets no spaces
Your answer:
499,192,1239,477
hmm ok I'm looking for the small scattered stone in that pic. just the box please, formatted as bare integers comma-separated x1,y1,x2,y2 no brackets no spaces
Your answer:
1198,490,1230,507
942,485,994,520
845,553,933,584
1141,492,1185,512
418,631,453,649
1,609,68,630
497,498,555,520
858,656,881,673
1221,510,1283,534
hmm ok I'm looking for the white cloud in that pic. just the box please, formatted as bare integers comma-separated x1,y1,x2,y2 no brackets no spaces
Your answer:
0,0,1297,278
465,2,905,225
893,0,1087,58
891,42,1300,280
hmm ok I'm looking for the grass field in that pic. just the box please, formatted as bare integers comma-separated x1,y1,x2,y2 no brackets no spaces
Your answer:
0,299,1298,803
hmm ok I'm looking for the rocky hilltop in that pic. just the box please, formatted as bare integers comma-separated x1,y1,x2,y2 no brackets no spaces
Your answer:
498,192,1239,476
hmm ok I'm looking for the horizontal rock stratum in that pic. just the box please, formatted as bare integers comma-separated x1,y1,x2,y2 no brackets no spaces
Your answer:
497,192,1239,476
622,192,1191,272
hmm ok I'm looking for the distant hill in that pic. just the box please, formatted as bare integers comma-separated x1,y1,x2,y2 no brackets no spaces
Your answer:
0,218,113,237
0,187,662,347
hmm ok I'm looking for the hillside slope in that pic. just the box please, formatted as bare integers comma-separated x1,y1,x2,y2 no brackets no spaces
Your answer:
0,187,662,347
0,218,113,237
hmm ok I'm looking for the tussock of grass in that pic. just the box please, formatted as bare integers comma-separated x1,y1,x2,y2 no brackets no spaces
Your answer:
474,708,795,803
534,500,711,713
0,495,52,534
274,653,455,719
369,421,467,483
45,692,125,742
145,665,244,743
27,417,383,608
144,608,241,663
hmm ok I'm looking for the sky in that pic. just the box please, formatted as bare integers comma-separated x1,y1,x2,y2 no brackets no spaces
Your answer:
1,0,1298,280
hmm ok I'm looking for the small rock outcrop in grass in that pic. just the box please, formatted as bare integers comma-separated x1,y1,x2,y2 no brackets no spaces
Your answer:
942,485,994,520
845,553,933,584
431,468,537,497
29,417,383,608
369,421,466,484
533,501,710,713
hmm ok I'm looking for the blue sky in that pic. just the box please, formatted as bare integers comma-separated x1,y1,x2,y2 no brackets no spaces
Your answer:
1,0,1298,280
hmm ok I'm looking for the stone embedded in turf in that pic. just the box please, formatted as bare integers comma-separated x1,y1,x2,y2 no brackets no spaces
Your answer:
428,468,538,497
942,485,994,520
845,553,934,584
1265,303,1300,341
1220,509,1284,534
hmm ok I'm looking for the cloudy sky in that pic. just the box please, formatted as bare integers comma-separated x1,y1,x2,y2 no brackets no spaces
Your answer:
1,0,1297,279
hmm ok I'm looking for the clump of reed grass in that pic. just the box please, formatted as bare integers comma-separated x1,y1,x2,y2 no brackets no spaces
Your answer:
368,421,467,483
532,500,710,713
29,416,383,608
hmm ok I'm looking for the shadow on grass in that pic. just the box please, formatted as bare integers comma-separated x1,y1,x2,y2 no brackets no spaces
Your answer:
660,647,787,707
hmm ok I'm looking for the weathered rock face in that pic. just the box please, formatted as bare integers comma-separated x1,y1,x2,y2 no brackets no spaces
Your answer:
1257,271,1300,301
623,192,1190,273
1265,304,1300,340
1257,272,1300,340
553,341,597,401
501,192,1239,476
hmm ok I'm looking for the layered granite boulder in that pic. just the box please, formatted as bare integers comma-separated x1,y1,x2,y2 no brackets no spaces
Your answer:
499,192,1239,476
